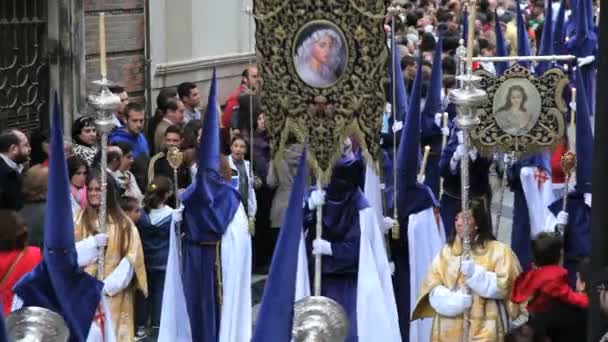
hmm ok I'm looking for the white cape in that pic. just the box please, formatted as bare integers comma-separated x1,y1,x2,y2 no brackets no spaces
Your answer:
158,205,252,342
520,166,555,238
357,207,402,341
408,207,446,342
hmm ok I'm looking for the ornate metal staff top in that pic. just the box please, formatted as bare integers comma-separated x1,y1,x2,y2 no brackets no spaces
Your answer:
88,12,120,279
449,1,486,340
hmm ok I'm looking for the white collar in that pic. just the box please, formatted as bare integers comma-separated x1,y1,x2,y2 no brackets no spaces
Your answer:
0,153,23,173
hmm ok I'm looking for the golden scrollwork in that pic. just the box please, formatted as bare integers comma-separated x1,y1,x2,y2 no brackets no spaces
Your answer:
254,0,387,180
472,64,568,159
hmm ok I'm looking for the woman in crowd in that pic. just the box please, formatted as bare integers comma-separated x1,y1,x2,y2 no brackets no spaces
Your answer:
228,135,257,217
19,165,49,248
0,210,42,315
135,176,174,337
266,137,303,257
68,156,89,216
72,116,99,166
74,172,147,341
111,141,144,204
412,200,522,341
251,112,274,271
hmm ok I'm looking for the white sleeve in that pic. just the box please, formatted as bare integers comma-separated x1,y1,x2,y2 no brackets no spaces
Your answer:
76,236,100,267
429,285,468,317
464,264,503,299
449,157,459,175
103,257,134,296
11,294,24,311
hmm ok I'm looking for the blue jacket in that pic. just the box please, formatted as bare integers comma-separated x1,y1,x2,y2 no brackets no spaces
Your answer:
109,128,150,158
136,206,172,270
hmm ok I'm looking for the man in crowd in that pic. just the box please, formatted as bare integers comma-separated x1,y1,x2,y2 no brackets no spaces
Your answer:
177,82,201,123
109,85,129,128
154,97,185,154
0,129,31,210
148,125,191,207
109,102,150,191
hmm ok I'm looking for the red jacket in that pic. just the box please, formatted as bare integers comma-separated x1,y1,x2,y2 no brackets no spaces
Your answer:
222,84,246,129
1,247,42,315
551,142,568,184
511,264,588,314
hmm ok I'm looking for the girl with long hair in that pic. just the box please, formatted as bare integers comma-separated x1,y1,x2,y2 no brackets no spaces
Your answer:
134,176,174,338
68,157,89,216
412,200,523,341
72,116,99,166
74,172,147,341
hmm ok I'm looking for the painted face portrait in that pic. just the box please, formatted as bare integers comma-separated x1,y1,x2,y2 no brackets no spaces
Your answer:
493,80,541,137
294,25,347,88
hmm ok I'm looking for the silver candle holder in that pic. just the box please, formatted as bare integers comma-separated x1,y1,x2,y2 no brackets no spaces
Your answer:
88,78,120,279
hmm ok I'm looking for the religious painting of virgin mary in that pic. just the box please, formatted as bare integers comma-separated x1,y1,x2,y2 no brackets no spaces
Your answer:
493,78,542,136
293,21,348,88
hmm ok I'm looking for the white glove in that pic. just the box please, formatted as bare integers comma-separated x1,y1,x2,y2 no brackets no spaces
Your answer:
441,127,450,137
556,211,569,226
308,189,326,210
93,233,108,248
385,103,392,114
570,101,576,111
312,239,332,256
503,153,513,165
584,193,592,208
417,174,426,184
389,262,396,275
434,113,443,127
392,121,403,133
469,146,478,161
452,144,467,162
429,286,473,317
578,55,595,67
382,217,395,234
457,131,464,144
173,206,184,224
461,259,476,278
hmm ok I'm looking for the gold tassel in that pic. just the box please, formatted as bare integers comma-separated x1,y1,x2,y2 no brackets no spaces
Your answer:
391,219,400,240
248,216,256,236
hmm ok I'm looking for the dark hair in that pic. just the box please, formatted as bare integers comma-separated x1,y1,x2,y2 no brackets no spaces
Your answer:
442,56,457,75
401,55,416,70
72,116,96,145
177,82,197,100
125,102,145,119
448,199,495,249
0,210,29,251
231,134,248,148
532,232,564,266
120,196,139,213
114,141,133,156
165,124,182,138
164,97,181,114
183,119,202,149
91,147,122,172
108,85,125,94
29,129,50,165
67,156,89,180
81,172,131,257
143,176,173,212
497,85,528,112
0,129,20,153
149,88,178,143
420,32,436,52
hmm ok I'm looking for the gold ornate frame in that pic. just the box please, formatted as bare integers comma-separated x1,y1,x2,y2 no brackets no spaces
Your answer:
472,64,568,159
254,0,387,180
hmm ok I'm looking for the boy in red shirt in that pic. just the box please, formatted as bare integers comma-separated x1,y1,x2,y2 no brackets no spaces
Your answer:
511,232,588,313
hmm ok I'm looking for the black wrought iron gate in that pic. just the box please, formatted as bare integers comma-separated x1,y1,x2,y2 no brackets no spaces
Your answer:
0,0,48,133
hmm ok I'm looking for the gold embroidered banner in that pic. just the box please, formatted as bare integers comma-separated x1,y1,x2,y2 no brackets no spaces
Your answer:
473,65,568,158
254,0,387,179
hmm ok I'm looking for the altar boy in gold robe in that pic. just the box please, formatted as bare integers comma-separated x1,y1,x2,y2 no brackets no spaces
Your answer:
412,201,522,341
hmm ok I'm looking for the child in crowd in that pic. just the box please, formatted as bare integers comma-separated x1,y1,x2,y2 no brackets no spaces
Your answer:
129,177,174,340
511,232,588,313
